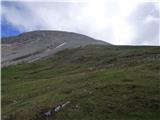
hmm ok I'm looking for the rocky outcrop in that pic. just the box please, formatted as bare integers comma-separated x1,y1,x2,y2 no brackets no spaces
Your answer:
44,101,71,117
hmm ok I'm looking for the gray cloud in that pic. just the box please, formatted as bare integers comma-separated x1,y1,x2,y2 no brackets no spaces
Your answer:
1,1,160,45
129,2,159,45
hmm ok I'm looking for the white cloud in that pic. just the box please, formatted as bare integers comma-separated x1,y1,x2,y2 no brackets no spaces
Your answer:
1,0,160,45
144,15,159,24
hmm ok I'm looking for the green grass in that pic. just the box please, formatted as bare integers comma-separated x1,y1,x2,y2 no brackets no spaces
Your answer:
2,45,160,120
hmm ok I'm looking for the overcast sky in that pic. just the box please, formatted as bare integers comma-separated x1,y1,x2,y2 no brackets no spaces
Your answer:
1,0,160,45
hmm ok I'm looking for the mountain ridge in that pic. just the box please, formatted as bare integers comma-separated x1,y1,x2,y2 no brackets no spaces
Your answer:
2,30,109,67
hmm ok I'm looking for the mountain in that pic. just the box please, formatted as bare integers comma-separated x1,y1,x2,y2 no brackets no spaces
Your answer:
2,44,160,120
1,30,108,67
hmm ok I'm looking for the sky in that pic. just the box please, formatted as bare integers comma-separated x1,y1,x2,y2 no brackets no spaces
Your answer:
1,0,160,45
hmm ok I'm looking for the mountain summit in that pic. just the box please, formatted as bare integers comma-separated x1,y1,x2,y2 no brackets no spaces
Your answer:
2,31,108,67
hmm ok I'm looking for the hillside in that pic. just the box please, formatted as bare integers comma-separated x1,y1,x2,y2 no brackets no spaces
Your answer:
2,45,160,120
1,31,107,67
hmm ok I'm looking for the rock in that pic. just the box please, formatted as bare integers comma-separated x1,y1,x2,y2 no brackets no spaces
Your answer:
62,101,71,108
54,105,61,112
44,110,52,116
75,105,79,108
44,101,71,117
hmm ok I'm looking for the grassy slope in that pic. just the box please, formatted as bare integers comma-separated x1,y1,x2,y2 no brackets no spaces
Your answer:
2,45,160,120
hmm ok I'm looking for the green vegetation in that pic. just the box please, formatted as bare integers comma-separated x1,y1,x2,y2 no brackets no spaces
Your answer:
2,45,160,120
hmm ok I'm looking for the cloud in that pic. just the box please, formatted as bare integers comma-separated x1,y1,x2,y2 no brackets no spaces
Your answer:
1,0,160,45
129,2,159,45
